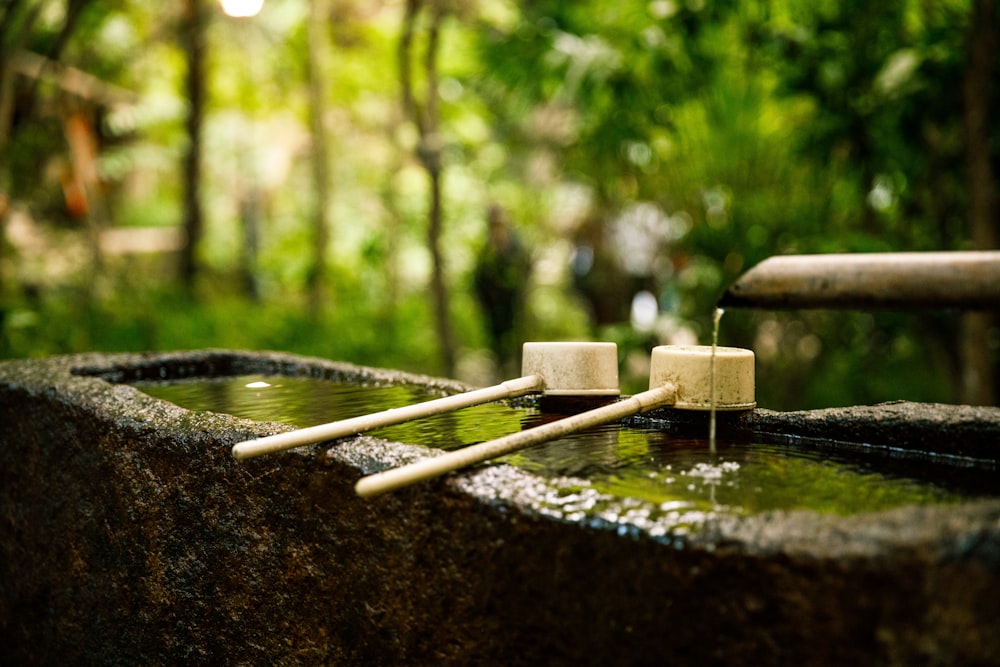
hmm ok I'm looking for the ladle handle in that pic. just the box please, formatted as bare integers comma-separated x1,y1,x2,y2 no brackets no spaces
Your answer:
232,374,546,461
355,384,677,498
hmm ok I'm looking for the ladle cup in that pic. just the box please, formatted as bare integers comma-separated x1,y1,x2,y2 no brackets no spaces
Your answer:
354,345,755,498
231,342,619,461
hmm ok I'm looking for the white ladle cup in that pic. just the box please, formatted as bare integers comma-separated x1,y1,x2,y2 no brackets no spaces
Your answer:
354,344,755,498
231,341,619,461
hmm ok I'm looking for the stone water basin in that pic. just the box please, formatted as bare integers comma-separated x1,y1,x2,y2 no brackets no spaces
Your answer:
137,372,991,523
2,349,999,665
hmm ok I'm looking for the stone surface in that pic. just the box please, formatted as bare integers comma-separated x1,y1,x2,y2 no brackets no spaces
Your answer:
752,401,1000,460
2,350,999,666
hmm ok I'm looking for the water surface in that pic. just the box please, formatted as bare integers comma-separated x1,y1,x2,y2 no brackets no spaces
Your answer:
136,374,996,515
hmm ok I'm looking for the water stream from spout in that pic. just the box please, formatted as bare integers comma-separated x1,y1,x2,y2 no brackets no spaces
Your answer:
709,307,724,455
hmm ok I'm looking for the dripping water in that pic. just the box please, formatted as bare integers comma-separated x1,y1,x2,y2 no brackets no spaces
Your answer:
709,307,724,455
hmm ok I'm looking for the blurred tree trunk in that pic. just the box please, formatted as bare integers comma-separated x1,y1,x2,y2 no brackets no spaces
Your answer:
378,116,405,327
0,1,42,300
50,0,103,282
63,109,106,277
960,0,997,405
238,189,261,301
1,0,94,294
12,0,90,121
306,0,332,318
399,0,456,376
179,0,206,292
0,2,42,156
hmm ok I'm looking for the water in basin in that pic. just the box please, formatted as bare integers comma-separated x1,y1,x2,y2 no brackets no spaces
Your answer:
134,374,997,516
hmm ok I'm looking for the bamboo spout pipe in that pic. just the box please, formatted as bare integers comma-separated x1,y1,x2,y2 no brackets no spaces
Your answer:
719,251,1000,310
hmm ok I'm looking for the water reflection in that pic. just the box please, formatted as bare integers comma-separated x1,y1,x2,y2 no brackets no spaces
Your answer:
135,374,997,515
138,373,525,449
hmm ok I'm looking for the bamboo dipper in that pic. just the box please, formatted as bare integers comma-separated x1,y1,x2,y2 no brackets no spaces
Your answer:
231,341,619,461
354,345,755,497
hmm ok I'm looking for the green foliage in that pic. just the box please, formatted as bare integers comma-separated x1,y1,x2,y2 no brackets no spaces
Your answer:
1,0,996,409
0,264,446,375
